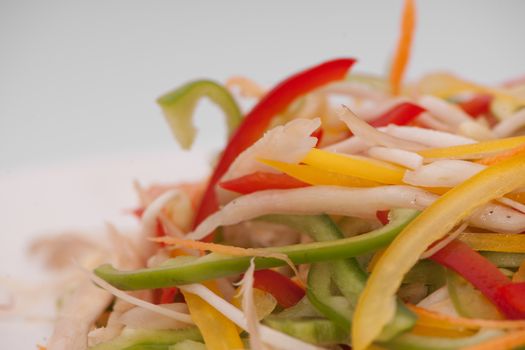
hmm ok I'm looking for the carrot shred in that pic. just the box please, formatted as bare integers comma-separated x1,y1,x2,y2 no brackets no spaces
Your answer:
408,304,525,330
389,0,416,95
226,76,266,98
477,143,525,166
462,329,525,350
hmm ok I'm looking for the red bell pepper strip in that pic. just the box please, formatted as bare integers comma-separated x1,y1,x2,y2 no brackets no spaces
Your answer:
429,239,515,317
458,94,493,118
193,58,357,227
369,102,425,128
311,127,324,147
376,210,390,225
219,172,308,195
159,287,179,304
252,269,305,308
495,282,525,319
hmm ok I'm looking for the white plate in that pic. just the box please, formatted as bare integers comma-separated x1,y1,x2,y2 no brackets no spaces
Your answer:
0,150,209,348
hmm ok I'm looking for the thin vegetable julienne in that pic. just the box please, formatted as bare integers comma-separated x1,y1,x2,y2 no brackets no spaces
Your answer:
352,152,525,350
157,80,242,150
264,214,416,341
193,58,356,227
94,209,418,290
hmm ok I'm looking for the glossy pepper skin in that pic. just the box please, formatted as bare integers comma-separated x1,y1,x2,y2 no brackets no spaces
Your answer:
219,172,308,195
430,239,525,320
252,269,305,308
193,58,357,227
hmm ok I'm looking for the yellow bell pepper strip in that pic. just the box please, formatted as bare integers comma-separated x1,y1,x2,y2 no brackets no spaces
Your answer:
181,283,244,350
352,152,525,350
259,159,380,187
458,233,525,253
417,136,525,160
302,148,405,184
506,192,525,206
389,0,416,95
157,80,243,150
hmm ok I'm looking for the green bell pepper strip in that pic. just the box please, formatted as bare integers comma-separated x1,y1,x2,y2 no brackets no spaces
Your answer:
447,270,502,320
94,209,419,290
403,260,446,287
267,214,415,342
168,340,207,350
263,316,349,345
157,80,242,150
482,252,525,269
89,328,202,350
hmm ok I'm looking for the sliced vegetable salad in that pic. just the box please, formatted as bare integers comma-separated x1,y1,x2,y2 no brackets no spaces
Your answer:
46,0,525,349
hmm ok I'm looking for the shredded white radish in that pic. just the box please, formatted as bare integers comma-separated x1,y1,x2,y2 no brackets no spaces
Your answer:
417,112,454,131
321,81,388,101
322,135,369,154
470,202,525,233
457,120,494,141
420,222,468,259
385,125,476,148
416,286,460,317
218,118,321,205
106,223,145,270
119,303,190,330
186,186,525,241
222,118,321,182
338,106,425,151
367,147,423,169
186,186,436,240
418,95,471,127
403,160,486,188
238,259,264,350
496,197,525,214
141,188,191,256
48,280,113,350
289,93,326,120
179,284,324,350
85,269,194,324
493,108,525,137
351,97,411,121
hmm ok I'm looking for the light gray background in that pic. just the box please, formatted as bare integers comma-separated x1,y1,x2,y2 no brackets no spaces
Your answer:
1,0,524,170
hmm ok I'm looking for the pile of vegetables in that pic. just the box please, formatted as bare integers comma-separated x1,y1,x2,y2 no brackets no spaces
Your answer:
46,0,525,349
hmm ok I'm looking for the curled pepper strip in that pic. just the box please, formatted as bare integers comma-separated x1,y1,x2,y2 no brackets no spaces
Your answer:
352,152,525,350
157,80,243,150
194,58,356,226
